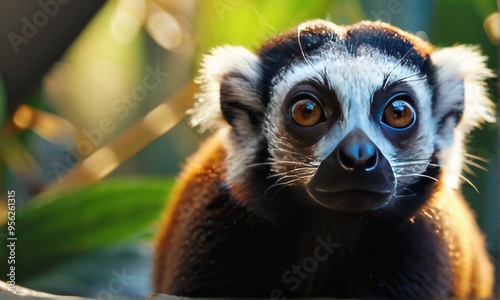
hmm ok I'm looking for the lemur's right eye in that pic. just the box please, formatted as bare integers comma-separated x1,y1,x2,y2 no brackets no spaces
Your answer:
291,97,325,127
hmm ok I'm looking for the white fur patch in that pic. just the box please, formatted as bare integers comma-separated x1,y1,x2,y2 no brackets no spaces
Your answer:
190,45,262,132
431,45,495,188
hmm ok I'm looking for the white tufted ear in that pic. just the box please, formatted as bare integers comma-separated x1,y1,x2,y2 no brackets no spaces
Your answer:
190,45,264,134
430,45,495,188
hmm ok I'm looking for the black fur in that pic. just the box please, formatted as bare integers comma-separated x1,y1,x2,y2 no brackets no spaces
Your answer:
163,168,451,298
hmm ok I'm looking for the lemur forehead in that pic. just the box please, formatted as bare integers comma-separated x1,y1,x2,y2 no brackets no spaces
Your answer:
259,20,433,89
270,46,426,104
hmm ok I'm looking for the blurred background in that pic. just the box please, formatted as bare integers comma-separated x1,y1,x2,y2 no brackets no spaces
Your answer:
0,0,498,297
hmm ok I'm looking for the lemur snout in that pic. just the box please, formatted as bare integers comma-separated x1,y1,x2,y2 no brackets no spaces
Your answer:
337,129,378,172
306,128,395,212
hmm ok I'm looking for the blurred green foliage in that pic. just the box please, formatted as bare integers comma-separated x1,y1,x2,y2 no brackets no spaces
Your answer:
1,178,173,293
196,0,333,49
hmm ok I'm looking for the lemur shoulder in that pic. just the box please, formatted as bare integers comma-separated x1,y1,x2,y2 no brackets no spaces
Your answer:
154,20,495,298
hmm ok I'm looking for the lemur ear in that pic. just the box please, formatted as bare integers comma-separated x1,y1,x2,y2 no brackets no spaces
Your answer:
430,45,495,187
190,46,264,136
431,45,495,150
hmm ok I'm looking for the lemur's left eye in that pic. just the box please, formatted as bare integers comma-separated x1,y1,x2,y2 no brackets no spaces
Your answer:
291,98,324,127
382,94,416,129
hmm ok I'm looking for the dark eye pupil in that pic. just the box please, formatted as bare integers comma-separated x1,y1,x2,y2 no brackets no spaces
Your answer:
391,101,406,118
302,101,316,116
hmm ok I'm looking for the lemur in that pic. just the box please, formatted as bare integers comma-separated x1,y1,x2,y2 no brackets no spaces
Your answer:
154,20,495,298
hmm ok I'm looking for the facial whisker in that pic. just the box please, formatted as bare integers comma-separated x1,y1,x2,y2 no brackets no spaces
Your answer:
275,177,303,187
400,187,417,196
264,177,303,200
297,23,314,68
392,160,430,167
458,174,480,193
396,173,439,182
268,159,317,167
463,153,489,163
392,74,427,85
268,171,315,182
462,158,488,172
462,164,478,177
285,166,317,172
381,48,414,89
243,162,275,168
295,23,331,84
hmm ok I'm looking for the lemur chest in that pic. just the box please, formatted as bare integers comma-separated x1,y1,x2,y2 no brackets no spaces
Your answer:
202,205,452,298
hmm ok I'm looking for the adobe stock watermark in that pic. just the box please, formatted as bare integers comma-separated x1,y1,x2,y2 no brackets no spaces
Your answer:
211,0,244,20
270,235,340,299
51,65,169,179
7,0,71,54
96,268,136,300
5,190,17,293
369,0,410,23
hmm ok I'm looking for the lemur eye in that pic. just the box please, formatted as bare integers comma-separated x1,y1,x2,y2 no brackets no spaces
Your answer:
291,98,324,127
382,94,416,129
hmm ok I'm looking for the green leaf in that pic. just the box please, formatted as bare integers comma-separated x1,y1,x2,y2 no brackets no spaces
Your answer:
1,177,174,281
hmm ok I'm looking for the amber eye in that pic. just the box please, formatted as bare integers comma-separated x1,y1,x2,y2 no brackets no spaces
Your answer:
291,98,324,127
382,96,415,129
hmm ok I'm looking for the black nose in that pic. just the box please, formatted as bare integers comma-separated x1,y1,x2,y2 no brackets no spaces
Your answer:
337,129,378,172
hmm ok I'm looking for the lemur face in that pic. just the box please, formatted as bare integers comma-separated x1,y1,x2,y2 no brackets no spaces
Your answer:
266,44,434,212
192,20,494,214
